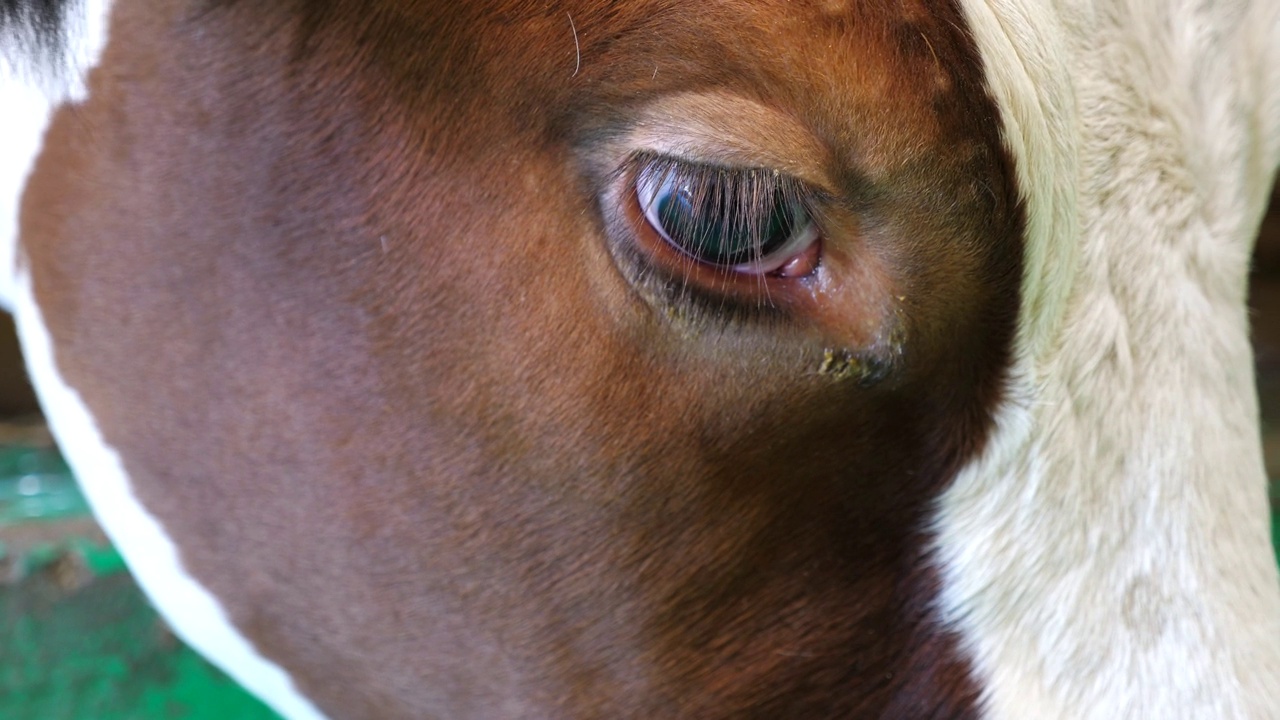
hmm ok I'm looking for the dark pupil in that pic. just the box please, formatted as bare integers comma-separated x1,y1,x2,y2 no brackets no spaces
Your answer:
656,183,795,266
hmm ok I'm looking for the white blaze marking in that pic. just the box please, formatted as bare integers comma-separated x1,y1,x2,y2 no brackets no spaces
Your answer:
939,1,1280,718
3,2,330,719
0,38,50,312
0,82,44,312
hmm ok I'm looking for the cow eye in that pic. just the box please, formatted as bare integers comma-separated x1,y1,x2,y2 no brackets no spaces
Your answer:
633,156,820,275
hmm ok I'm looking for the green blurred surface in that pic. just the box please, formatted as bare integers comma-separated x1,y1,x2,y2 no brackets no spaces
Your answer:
0,444,281,720
0,444,88,525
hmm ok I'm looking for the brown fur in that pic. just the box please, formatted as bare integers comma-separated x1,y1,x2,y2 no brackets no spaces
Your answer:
20,0,1023,717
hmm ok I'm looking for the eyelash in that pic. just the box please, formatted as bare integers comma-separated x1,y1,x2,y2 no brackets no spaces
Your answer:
626,152,824,275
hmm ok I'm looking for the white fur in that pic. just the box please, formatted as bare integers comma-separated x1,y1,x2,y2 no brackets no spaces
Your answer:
939,0,1280,718
2,3,331,719
0,77,46,313
1,0,113,312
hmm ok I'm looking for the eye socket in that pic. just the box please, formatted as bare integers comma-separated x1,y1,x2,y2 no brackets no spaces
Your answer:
633,156,820,275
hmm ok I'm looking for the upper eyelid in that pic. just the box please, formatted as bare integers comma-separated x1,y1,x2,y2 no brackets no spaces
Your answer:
617,91,838,190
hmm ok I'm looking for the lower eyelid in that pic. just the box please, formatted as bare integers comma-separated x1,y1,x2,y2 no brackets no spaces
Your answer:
731,220,820,275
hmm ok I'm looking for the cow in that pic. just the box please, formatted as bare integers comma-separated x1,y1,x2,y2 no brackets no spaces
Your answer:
3,0,1279,717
